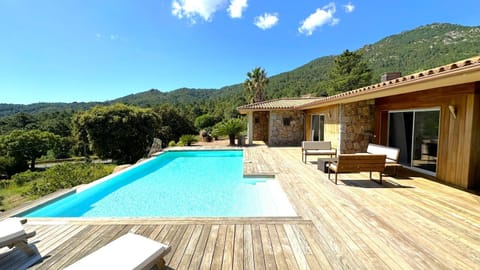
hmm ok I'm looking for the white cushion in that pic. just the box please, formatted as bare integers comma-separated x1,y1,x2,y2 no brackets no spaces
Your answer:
0,218,26,244
305,150,336,155
65,233,169,270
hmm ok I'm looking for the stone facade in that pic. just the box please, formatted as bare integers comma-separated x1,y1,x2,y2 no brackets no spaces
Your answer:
269,111,304,146
340,100,375,153
253,111,269,142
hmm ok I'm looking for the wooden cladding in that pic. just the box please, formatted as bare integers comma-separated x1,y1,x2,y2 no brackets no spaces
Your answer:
375,83,479,189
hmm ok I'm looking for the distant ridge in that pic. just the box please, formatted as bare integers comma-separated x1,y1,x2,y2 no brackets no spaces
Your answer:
1,23,479,117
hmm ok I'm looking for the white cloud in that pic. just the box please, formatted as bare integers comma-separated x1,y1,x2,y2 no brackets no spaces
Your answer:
96,33,119,40
172,0,226,23
228,0,248,18
254,13,279,30
343,3,355,13
298,3,338,36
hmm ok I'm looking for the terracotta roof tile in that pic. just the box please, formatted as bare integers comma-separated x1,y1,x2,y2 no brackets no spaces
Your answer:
238,98,323,111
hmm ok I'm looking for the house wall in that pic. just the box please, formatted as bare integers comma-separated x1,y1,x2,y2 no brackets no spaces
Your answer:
375,82,479,189
340,100,376,154
304,105,340,150
468,82,480,189
269,111,304,146
253,111,269,142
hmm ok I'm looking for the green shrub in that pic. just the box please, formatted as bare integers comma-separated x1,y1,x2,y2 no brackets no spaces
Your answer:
168,140,177,147
27,163,115,197
0,179,10,189
11,170,43,186
194,114,218,130
179,135,198,146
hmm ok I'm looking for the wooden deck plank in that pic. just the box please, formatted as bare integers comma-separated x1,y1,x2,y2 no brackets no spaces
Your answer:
232,225,244,270
243,224,255,270
259,224,277,270
252,224,266,270
176,224,203,270
34,225,106,270
199,224,219,269
221,224,235,270
283,224,310,270
166,225,188,266
266,224,288,270
190,224,211,269
274,224,299,270
210,225,227,270
168,224,196,269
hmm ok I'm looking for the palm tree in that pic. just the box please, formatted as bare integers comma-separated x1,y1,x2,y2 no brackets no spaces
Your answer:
244,67,269,103
213,118,246,146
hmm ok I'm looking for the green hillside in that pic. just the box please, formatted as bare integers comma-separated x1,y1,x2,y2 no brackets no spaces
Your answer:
110,88,218,107
360,23,480,80
260,23,480,99
1,23,479,118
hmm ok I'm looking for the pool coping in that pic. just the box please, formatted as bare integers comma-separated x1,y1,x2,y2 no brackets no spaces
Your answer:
2,147,289,220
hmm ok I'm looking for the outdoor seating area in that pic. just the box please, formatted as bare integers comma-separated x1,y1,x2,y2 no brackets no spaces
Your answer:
366,143,402,175
301,141,337,163
1,145,479,269
327,154,386,184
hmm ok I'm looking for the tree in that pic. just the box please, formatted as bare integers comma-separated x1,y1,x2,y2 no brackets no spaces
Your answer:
153,105,196,146
212,118,246,146
194,114,219,130
72,104,160,164
326,50,373,96
0,129,60,170
244,67,269,103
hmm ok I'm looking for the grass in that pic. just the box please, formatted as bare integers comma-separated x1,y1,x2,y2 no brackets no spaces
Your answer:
0,184,33,211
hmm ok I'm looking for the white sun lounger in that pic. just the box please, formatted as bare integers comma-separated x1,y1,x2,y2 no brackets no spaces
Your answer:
64,232,171,270
0,218,36,256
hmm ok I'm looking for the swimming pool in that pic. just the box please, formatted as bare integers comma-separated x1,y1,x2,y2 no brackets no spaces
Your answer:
23,150,296,218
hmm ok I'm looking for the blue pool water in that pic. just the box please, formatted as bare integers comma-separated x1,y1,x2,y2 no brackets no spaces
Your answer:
24,150,296,217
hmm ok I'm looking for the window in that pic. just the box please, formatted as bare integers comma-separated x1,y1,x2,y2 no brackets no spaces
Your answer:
388,109,440,175
283,117,291,126
311,114,325,141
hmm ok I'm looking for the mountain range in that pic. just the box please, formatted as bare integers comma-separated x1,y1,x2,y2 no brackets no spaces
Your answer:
1,23,479,118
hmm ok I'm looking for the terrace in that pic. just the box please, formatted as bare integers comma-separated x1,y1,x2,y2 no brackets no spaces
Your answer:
1,144,479,269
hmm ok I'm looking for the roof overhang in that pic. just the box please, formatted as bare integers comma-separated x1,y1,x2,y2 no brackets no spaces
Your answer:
299,60,480,110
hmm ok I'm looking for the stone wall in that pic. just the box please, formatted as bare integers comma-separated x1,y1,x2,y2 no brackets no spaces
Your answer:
253,111,269,142
340,100,375,153
269,111,304,146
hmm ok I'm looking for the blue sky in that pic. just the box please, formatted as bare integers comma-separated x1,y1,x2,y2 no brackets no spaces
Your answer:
1,0,479,104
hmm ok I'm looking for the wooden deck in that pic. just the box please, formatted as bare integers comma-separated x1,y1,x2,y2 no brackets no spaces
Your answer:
2,145,480,269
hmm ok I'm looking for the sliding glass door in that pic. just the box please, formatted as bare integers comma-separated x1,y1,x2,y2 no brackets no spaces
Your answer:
388,109,440,175
311,114,325,141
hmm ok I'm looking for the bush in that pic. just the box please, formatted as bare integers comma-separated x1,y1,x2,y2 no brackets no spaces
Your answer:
12,170,42,186
168,140,177,147
72,104,160,164
26,163,115,197
0,155,27,178
194,114,218,130
179,135,198,146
